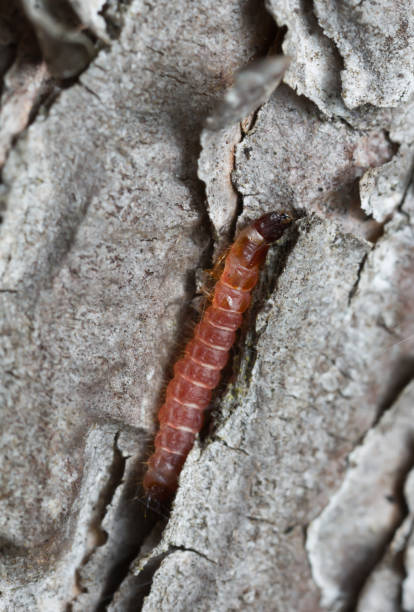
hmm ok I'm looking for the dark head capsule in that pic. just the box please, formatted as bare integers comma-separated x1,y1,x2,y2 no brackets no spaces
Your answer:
253,211,293,243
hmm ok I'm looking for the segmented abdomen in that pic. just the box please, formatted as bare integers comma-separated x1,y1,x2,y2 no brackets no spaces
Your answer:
143,211,292,504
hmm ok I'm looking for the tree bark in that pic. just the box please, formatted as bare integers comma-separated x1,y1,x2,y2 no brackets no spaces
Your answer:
0,1,413,611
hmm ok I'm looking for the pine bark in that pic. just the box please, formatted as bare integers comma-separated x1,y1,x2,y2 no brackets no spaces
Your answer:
0,1,413,611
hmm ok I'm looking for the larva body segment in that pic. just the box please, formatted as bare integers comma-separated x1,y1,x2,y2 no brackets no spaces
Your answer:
143,211,293,504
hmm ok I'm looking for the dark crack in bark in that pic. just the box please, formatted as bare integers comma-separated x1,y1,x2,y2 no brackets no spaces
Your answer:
308,379,414,612
68,433,126,609
346,453,414,612
347,252,369,305
374,357,414,424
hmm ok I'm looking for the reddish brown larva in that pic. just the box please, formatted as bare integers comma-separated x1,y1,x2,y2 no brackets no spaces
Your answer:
143,211,293,505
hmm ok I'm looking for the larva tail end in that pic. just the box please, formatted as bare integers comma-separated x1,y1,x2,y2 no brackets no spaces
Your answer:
145,485,172,516
144,498,171,521
253,211,293,243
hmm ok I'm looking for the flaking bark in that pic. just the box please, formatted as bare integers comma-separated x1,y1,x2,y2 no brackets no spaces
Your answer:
0,1,413,611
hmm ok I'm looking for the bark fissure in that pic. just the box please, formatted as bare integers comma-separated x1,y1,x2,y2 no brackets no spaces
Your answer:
347,252,369,305
69,432,126,608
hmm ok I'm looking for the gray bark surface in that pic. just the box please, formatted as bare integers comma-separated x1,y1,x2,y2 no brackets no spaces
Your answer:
0,1,413,611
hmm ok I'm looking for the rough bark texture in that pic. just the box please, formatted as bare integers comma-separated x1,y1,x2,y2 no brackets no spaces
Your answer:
0,1,413,611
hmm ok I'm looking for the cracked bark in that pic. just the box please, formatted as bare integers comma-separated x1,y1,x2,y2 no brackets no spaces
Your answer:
1,1,414,611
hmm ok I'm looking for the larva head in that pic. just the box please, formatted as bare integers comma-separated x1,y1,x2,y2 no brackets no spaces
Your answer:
253,211,293,244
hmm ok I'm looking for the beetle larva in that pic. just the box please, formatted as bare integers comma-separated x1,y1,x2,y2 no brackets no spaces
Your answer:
143,211,293,505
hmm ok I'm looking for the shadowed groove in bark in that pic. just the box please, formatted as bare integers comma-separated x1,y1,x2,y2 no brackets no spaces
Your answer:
115,552,169,612
348,252,369,305
394,529,411,611
345,449,414,612
93,442,167,610
109,543,216,612
373,357,414,425
308,375,414,612
69,432,126,608
398,163,414,220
